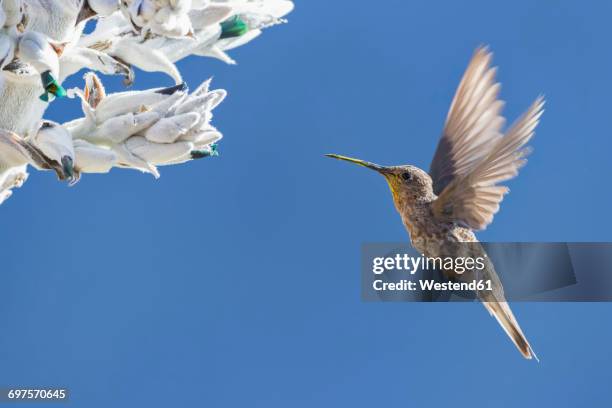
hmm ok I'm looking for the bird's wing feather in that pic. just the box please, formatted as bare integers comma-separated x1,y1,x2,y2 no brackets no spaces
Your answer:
429,47,506,195
432,97,544,230
483,301,537,360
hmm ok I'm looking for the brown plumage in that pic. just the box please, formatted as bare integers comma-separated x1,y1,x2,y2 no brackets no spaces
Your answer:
326,47,544,360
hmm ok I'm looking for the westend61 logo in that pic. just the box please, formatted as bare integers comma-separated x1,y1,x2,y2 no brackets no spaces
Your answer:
371,254,493,293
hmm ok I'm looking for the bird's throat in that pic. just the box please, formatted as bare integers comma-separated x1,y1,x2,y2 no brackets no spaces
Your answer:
389,189,437,244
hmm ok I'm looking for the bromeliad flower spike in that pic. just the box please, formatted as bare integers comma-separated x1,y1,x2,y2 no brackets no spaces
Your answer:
327,47,544,360
0,0,294,204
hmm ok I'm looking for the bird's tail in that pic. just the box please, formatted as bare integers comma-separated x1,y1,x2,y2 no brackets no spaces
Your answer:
483,301,538,361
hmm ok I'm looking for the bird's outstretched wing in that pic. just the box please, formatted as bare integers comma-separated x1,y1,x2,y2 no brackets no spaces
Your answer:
429,47,506,195
432,97,544,230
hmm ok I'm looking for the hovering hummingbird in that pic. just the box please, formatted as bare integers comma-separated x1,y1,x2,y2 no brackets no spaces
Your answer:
327,47,544,360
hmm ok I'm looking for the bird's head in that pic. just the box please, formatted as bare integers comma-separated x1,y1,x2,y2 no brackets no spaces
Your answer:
325,154,435,208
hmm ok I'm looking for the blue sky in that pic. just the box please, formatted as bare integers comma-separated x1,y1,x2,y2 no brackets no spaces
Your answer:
1,1,612,407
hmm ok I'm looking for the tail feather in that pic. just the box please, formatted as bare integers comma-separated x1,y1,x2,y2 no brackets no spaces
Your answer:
483,301,538,361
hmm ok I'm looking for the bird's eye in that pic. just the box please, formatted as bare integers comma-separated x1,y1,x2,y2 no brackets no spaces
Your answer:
401,172,412,181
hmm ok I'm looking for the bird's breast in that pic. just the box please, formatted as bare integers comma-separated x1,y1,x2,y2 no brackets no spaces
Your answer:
399,205,477,257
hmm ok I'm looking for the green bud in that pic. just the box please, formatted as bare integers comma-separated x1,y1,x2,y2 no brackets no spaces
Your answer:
39,71,67,102
191,144,220,159
220,16,248,39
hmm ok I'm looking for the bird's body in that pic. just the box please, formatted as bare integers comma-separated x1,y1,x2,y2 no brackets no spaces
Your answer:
385,167,476,254
327,47,544,360
400,204,475,258
397,193,536,359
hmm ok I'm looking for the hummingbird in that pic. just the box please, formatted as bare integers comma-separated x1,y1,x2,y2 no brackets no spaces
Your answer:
326,47,544,360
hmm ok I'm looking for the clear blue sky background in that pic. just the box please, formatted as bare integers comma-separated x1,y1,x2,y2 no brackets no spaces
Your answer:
1,1,611,407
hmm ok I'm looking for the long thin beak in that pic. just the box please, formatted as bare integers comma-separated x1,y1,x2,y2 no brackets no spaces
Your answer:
325,154,390,174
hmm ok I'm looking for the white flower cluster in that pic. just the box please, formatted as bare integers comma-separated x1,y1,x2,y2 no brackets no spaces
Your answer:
65,72,226,181
0,0,293,204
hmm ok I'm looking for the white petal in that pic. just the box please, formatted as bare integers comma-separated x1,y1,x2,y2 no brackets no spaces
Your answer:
90,111,160,144
144,112,200,143
113,143,160,178
74,140,118,174
198,45,236,64
189,5,232,30
96,87,182,123
126,136,194,164
192,130,222,147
